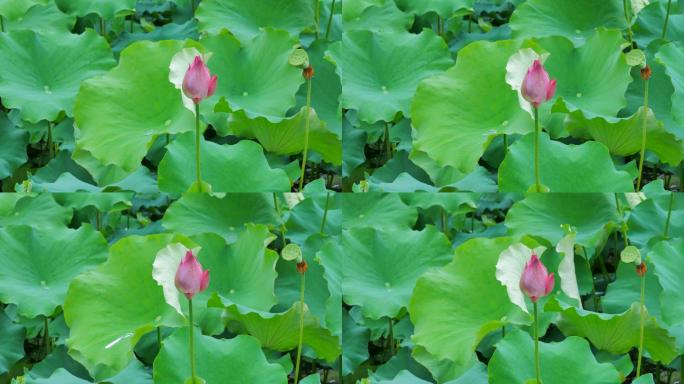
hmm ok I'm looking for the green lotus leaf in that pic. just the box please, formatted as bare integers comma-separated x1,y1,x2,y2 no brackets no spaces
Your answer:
633,0,684,48
394,0,473,17
632,374,656,384
565,107,684,165
300,373,321,384
603,260,662,316
205,30,305,121
341,309,370,375
488,328,622,384
498,132,635,192
411,39,532,175
656,41,684,129
543,29,633,119
505,194,619,248
549,300,678,364
409,237,527,370
340,193,417,230
509,0,624,44
285,193,341,244
153,329,288,383
0,30,115,124
162,193,279,242
229,107,341,165
376,371,432,384
0,0,46,18
316,237,343,337
55,0,136,19
0,113,28,179
343,0,413,32
3,2,75,33
64,234,186,380
26,368,91,384
0,193,71,227
0,310,25,374
0,225,107,319
649,239,684,328
157,132,291,193
192,226,278,312
196,0,314,43
627,192,684,249
327,29,453,123
214,302,341,362
340,226,452,319
74,39,196,175
52,192,132,212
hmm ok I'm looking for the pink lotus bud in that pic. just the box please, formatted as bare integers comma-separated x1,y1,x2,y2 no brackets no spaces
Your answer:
521,60,556,108
174,250,210,300
182,56,218,104
519,252,554,302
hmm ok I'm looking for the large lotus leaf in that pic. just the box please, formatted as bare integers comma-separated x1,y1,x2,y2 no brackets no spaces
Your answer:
214,302,341,363
55,0,136,18
64,234,186,380
162,193,279,242
541,29,633,119
409,237,527,369
0,113,28,179
229,107,341,165
192,226,279,312
509,0,624,44
565,107,684,165
394,0,473,17
633,0,684,48
488,329,622,384
340,193,417,230
153,329,287,383
316,237,343,337
204,30,304,121
3,2,75,33
157,132,290,193
285,193,342,244
498,132,634,192
0,0,45,18
649,239,684,328
0,225,107,319
656,42,684,128
548,300,678,364
74,40,196,175
327,29,453,123
505,194,619,248
196,0,314,43
0,193,71,227
627,193,684,249
343,0,413,33
0,310,25,374
0,30,114,123
340,226,452,320
411,39,532,175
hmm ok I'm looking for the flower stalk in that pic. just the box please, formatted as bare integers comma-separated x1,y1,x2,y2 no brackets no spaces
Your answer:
188,298,197,383
533,107,541,192
299,65,314,190
624,0,634,47
533,301,541,384
662,0,673,39
325,0,336,39
194,104,202,192
636,262,647,377
637,65,651,191
294,261,308,384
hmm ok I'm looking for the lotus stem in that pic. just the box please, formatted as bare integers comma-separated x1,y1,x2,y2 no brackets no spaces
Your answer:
294,271,306,384
188,298,197,383
437,15,444,36
624,0,634,47
384,122,392,161
533,301,541,384
325,0,336,39
0,16,4,32
636,272,646,377
96,210,102,231
663,0,673,39
43,316,51,354
299,77,313,190
320,192,331,234
441,208,448,237
637,74,650,191
194,104,202,192
47,121,54,160
157,327,162,349
272,193,287,248
533,107,541,192
99,16,105,36
192,0,197,13
388,317,395,356
503,134,509,153
664,192,675,238
315,0,321,39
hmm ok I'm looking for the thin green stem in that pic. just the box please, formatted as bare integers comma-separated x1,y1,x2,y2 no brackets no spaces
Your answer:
637,76,650,191
129,16,134,33
325,0,336,39
636,273,646,377
680,355,683,384
298,78,313,190
99,16,105,36
468,13,473,33
47,121,54,160
503,134,508,153
384,122,392,161
194,104,202,192
437,15,443,36
0,15,4,32
44,316,51,354
320,192,331,234
188,299,197,383
662,0,673,39
533,107,541,192
664,192,674,238
294,272,306,384
624,0,634,47
388,317,395,356
192,0,197,13
157,327,161,349
441,208,448,237
533,301,541,384
273,193,287,248
315,0,320,39
96,210,102,231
